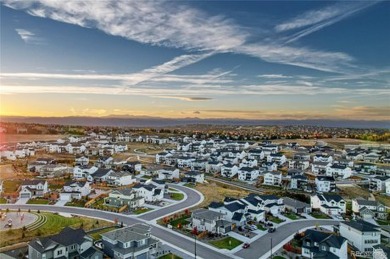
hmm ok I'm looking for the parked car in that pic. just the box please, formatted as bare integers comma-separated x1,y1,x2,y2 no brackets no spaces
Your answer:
249,225,257,231
268,227,276,233
242,243,250,249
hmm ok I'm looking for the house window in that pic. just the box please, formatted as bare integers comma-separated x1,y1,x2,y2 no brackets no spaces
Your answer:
57,250,63,255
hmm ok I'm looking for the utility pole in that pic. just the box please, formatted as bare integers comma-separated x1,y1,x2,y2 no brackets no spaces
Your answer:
270,238,273,259
194,234,197,259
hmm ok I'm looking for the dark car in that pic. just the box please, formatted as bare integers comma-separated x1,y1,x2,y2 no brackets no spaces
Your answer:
268,227,276,233
242,243,250,249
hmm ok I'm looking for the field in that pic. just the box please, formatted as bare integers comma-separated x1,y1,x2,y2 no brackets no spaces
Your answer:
26,198,50,205
0,134,64,144
338,186,371,200
0,211,113,247
2,179,23,193
194,182,250,208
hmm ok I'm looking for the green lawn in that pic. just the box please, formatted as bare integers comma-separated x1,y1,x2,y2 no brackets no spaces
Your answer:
65,199,87,207
184,183,196,188
158,253,183,259
27,198,50,205
0,197,7,204
284,213,299,220
311,211,331,219
169,193,184,201
133,207,153,215
272,256,286,259
268,216,284,224
88,227,117,240
168,187,178,191
256,224,267,231
209,237,242,250
170,215,191,228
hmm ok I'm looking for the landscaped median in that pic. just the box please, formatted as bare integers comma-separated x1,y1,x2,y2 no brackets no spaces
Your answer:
26,198,50,205
169,192,184,201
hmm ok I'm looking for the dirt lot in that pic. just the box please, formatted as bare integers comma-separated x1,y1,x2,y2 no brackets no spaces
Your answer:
0,165,16,181
276,138,382,149
0,134,64,145
338,185,372,200
194,182,250,208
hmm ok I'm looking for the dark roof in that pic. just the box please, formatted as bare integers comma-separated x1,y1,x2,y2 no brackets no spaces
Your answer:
316,176,335,182
209,202,224,209
342,220,380,232
92,169,111,178
224,197,237,203
321,194,344,203
51,227,87,246
225,202,245,212
21,179,46,185
232,212,244,221
304,229,346,249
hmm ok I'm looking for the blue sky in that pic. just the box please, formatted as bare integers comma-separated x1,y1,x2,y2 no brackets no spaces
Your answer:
1,0,389,120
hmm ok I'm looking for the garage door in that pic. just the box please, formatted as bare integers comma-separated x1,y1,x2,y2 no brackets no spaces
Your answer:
136,252,148,259
20,193,31,198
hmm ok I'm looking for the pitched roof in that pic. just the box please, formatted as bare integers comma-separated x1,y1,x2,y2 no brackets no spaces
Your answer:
342,220,380,232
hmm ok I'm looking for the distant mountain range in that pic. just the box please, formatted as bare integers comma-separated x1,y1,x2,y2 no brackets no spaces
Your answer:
1,115,389,129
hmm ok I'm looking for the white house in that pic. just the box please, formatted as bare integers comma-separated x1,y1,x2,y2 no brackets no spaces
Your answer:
105,171,137,186
240,194,284,216
132,183,164,202
315,176,336,193
352,198,387,219
369,176,390,193
289,175,308,191
340,220,381,253
59,181,91,201
238,167,260,182
263,171,282,186
183,171,204,183
311,194,346,216
73,166,98,179
75,156,89,166
205,161,223,173
19,180,49,199
312,162,331,175
104,189,145,209
157,168,180,180
267,153,286,165
221,164,239,178
313,154,333,163
326,164,353,179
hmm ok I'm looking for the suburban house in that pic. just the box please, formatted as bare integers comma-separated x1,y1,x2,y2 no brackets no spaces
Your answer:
311,194,346,216
182,171,204,183
73,166,98,179
312,162,331,175
289,175,308,191
104,189,145,209
240,194,284,216
208,200,247,226
101,224,160,259
352,198,387,220
19,180,49,199
205,161,223,173
283,197,312,214
75,156,89,166
191,209,232,234
301,229,347,259
315,176,336,193
313,154,333,163
237,167,260,182
339,220,381,253
262,162,278,172
59,181,91,201
156,168,180,180
326,164,353,179
221,163,239,178
267,153,287,165
132,184,164,202
263,171,282,186
28,227,103,259
369,176,390,193
105,171,137,186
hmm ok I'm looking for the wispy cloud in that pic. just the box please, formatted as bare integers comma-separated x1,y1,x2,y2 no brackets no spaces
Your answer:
275,1,379,43
15,28,44,44
3,0,356,73
257,74,291,79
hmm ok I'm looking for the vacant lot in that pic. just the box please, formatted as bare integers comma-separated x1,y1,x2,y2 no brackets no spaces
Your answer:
338,186,371,200
195,182,249,208
0,134,64,145
0,165,16,181
209,236,242,250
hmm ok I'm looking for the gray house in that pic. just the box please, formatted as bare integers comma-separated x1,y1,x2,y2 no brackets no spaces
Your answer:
101,224,160,259
28,227,102,259
283,197,312,214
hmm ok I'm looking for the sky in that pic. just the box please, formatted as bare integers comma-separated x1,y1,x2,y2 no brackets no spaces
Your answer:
0,0,389,121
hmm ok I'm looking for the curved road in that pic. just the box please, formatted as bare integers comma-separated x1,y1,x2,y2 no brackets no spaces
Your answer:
139,184,203,221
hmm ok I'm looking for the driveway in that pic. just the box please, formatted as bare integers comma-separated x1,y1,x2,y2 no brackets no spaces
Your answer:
54,200,68,206
15,198,29,205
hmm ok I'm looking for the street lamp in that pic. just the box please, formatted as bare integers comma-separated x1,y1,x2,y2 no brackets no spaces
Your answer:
270,238,273,259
